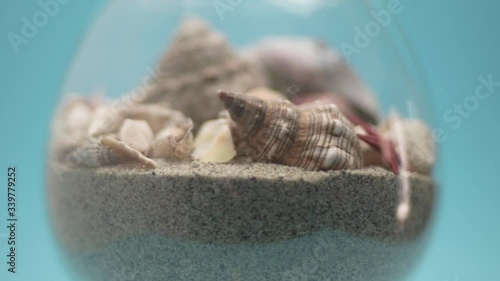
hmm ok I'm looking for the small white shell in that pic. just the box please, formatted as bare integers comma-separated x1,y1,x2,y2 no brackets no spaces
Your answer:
119,119,154,154
150,121,194,160
192,119,237,163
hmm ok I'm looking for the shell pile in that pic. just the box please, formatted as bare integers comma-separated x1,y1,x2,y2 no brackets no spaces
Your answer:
51,97,194,169
50,17,436,175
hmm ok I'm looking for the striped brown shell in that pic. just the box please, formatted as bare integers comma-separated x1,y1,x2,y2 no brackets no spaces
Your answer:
219,91,362,171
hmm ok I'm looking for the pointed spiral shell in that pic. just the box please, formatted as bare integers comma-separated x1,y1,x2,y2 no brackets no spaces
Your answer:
138,18,266,127
219,91,362,171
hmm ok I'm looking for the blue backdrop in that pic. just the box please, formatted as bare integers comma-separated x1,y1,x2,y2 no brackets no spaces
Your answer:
1,1,499,281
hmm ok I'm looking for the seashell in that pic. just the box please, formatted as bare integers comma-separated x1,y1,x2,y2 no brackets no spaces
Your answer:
137,18,267,127
73,95,190,136
101,137,158,169
192,119,237,163
379,114,436,175
88,105,125,137
219,91,363,171
242,37,380,123
150,121,194,160
118,119,154,155
65,137,158,169
246,87,287,102
354,125,385,168
65,138,122,168
125,103,190,134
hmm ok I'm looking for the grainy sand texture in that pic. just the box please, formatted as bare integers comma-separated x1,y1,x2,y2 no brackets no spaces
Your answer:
47,161,435,281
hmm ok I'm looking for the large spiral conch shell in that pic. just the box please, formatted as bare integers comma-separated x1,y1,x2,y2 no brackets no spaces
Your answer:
137,18,266,127
219,91,363,171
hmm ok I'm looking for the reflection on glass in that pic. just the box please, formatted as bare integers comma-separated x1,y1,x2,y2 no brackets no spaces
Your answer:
47,1,437,280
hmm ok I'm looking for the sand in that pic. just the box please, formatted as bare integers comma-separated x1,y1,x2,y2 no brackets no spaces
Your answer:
47,161,435,281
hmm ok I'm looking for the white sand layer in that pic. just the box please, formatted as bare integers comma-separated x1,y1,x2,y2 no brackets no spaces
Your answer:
47,161,435,281
48,161,434,250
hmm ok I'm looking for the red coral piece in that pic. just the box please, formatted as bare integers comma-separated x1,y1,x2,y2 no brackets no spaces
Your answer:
346,113,401,174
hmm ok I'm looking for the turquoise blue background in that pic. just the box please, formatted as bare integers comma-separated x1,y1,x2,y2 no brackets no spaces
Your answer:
1,1,499,280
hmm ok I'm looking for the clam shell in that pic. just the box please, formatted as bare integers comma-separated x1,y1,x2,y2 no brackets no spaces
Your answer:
119,119,154,155
138,18,266,127
219,91,362,171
